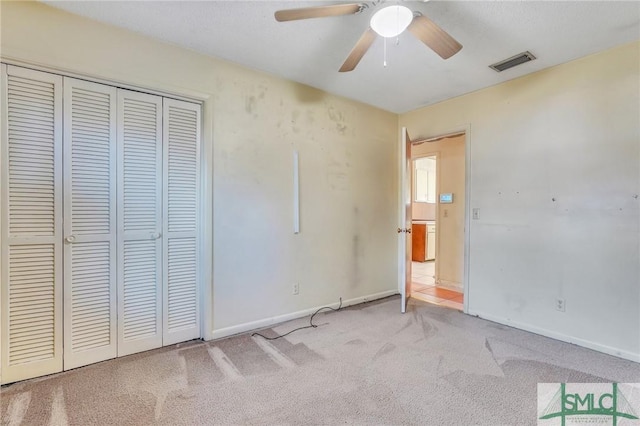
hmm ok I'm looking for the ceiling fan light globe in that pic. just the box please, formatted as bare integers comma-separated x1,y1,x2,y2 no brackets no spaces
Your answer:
370,5,413,38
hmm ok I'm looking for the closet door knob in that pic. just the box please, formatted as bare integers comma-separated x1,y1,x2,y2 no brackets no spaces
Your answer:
65,235,76,243
150,232,161,239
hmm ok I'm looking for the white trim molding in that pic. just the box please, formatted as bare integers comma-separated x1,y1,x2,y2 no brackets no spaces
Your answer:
468,309,640,363
209,290,397,341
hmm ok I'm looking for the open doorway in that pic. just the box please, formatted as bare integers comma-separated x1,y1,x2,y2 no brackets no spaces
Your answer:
409,133,466,310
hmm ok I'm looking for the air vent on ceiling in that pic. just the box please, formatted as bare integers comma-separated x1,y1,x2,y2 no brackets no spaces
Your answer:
489,51,536,72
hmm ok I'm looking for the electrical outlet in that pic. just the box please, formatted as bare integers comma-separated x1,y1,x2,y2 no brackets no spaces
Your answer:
472,208,480,220
555,298,565,312
293,283,299,295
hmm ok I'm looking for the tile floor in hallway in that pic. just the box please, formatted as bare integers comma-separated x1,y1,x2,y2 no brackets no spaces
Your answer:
411,261,463,310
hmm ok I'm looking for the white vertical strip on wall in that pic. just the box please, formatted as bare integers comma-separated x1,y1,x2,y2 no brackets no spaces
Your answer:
1,63,4,384
1,65,63,384
162,98,201,346
62,77,117,370
293,151,300,234
116,89,163,356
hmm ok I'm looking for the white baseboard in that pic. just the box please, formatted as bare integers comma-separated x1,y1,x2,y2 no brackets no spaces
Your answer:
209,290,398,341
436,278,462,291
467,309,640,363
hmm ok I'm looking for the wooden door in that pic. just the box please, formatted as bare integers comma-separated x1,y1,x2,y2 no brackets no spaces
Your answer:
399,128,412,313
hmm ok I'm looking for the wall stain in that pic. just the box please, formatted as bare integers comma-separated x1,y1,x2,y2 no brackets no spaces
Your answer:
245,95,257,115
326,161,349,192
291,110,301,134
351,207,364,288
327,106,343,122
327,106,348,135
293,82,325,103
351,235,361,288
306,110,315,125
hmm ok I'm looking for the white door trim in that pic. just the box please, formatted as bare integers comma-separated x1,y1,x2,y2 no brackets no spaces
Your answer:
400,124,471,314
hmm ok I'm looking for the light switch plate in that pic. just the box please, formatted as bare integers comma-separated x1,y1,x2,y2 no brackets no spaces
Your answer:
472,208,480,220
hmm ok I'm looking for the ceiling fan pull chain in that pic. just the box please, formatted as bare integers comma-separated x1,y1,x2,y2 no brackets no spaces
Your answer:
384,36,387,67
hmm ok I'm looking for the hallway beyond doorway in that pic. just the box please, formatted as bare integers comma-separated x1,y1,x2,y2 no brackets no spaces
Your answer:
411,261,463,310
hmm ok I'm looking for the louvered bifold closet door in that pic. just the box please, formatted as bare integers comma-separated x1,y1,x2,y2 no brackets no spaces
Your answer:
1,65,63,384
63,78,117,369
163,99,201,345
117,89,163,356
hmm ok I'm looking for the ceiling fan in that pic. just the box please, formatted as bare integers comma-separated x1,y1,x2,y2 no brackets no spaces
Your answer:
274,1,462,72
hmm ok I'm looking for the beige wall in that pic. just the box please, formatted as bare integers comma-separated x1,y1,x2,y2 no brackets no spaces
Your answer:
401,41,640,361
0,2,399,336
412,202,436,221
412,135,465,289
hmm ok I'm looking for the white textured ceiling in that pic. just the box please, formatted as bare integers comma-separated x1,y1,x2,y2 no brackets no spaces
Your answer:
45,1,640,113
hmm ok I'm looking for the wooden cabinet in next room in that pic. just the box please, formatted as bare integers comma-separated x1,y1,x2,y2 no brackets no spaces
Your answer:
411,222,435,262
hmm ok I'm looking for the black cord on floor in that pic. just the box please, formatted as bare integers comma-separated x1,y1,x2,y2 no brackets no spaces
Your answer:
252,297,343,341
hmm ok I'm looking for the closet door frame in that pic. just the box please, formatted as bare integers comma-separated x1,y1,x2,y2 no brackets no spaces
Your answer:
0,61,211,383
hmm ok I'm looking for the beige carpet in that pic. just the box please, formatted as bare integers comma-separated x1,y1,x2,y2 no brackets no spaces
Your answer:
1,296,638,425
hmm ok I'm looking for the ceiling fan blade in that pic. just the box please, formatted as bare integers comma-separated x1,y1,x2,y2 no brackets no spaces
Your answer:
339,27,377,72
407,15,462,59
275,4,363,22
